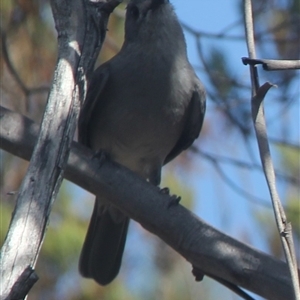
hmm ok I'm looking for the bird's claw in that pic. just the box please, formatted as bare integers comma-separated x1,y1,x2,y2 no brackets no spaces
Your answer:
168,195,181,207
192,266,205,282
92,150,108,167
160,187,170,195
160,187,181,207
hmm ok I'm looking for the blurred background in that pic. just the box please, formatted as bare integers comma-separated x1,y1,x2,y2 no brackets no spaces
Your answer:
0,0,299,299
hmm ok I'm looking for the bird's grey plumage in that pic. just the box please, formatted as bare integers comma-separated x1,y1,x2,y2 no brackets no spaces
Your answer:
79,0,206,285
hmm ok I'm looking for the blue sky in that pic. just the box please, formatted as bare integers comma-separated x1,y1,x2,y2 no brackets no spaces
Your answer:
170,0,299,245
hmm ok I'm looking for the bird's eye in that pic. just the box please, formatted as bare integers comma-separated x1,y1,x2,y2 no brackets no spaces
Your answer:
129,5,139,20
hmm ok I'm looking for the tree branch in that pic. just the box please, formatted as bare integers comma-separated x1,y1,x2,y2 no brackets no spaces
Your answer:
0,105,296,300
0,0,121,299
242,57,300,71
0,28,49,97
243,1,300,299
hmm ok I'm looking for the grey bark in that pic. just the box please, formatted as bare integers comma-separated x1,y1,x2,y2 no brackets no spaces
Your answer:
0,0,121,299
242,57,300,71
0,105,296,300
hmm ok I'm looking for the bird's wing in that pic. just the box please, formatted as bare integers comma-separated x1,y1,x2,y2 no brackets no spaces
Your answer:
78,65,110,147
164,83,206,165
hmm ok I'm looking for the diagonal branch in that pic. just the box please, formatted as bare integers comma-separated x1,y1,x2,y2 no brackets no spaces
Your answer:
0,105,297,300
0,0,121,299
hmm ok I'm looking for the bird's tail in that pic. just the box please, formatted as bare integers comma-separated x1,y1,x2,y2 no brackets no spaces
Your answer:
79,198,129,285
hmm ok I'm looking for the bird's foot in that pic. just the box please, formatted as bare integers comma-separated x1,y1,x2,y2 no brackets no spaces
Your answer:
192,266,205,282
160,187,181,207
92,149,109,167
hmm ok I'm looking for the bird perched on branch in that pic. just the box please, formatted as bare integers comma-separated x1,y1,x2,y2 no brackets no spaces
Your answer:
78,0,206,285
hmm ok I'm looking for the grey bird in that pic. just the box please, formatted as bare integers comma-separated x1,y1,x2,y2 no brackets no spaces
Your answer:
78,0,206,286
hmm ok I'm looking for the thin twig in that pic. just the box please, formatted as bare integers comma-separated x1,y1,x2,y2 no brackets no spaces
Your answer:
181,21,296,44
192,147,273,208
192,147,299,186
209,274,256,300
242,57,300,71
0,28,49,98
243,1,300,299
1,29,29,95
195,36,251,135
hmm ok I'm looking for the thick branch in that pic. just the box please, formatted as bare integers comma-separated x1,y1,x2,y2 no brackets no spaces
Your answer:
0,1,121,299
0,106,295,300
